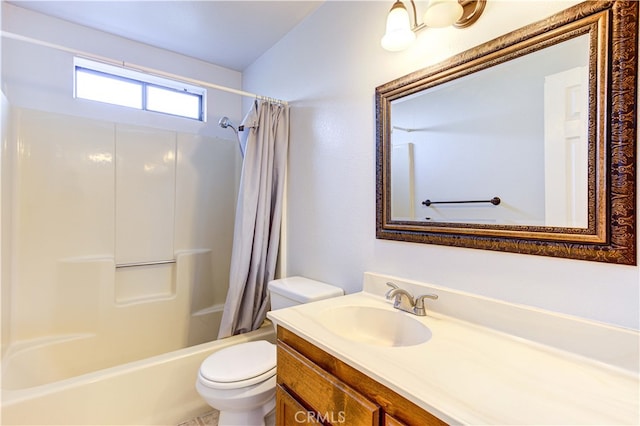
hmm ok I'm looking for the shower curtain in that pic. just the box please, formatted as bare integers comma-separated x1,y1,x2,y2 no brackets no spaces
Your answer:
218,100,289,338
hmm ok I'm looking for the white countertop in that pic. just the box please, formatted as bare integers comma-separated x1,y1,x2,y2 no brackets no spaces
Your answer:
268,286,639,425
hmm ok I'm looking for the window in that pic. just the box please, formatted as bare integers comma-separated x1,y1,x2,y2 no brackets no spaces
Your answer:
75,68,143,109
74,57,206,121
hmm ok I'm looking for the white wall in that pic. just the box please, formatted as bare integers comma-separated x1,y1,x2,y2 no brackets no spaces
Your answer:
243,1,640,330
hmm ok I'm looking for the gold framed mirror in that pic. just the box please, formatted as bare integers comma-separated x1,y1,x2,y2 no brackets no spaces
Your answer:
376,0,637,265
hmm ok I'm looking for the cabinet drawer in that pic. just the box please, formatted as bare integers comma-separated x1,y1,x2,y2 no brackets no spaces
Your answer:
277,342,380,426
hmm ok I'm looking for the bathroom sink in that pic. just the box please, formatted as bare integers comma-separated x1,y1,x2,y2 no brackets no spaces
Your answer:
318,306,432,347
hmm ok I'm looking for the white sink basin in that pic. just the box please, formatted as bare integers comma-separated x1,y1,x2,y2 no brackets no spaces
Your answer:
318,305,432,347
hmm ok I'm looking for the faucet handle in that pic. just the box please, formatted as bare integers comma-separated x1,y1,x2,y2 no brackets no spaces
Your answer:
414,293,438,316
385,282,399,299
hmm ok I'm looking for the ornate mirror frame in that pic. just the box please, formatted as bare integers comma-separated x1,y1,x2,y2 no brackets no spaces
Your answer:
376,1,637,265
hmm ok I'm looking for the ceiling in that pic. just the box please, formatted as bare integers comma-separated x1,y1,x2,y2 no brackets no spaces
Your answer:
7,1,324,71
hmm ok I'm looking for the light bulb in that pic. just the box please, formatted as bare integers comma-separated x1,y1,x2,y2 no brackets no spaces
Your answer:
381,1,416,51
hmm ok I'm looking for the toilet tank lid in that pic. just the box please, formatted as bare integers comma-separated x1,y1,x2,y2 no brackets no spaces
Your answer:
268,276,344,303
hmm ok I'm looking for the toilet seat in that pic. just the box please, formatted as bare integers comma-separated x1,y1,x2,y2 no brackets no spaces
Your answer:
198,341,276,390
198,366,276,390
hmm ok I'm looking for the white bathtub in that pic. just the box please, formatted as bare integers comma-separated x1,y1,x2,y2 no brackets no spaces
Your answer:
1,323,275,425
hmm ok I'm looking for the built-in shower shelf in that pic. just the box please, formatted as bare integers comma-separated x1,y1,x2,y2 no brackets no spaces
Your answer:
115,261,176,304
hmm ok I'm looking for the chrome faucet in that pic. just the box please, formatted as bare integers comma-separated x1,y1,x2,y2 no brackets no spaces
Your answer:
385,282,438,316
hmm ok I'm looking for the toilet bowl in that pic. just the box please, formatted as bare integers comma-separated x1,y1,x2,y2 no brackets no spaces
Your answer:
196,277,344,426
196,340,277,426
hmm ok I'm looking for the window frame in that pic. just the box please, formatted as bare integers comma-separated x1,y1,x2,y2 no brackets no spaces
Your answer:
73,57,207,122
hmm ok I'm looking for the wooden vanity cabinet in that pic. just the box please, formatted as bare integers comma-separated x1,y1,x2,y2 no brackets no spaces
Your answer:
275,327,447,426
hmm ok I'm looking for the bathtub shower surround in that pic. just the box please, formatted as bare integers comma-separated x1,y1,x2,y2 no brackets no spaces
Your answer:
2,107,237,391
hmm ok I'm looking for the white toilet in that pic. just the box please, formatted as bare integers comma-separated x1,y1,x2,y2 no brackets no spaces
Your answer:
196,277,344,426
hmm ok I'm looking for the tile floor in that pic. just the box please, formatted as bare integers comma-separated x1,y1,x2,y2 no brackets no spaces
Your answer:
177,409,275,426
177,410,219,426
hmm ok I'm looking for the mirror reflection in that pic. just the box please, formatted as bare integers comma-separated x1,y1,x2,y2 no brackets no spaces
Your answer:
390,34,590,228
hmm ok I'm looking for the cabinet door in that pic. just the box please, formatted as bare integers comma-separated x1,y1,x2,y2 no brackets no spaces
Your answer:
277,342,380,425
276,384,322,425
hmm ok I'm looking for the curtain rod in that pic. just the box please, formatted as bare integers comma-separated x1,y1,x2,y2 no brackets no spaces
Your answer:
1,30,288,106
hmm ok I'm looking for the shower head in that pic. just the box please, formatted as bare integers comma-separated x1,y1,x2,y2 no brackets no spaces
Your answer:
218,116,237,133
219,116,244,158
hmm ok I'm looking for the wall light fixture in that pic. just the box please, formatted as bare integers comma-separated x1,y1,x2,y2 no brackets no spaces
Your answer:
381,0,486,51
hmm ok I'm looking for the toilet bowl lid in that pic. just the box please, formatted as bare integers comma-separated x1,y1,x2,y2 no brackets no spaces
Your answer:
200,340,276,383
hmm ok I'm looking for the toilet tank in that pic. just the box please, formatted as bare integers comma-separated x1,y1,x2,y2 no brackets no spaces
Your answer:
268,276,344,310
